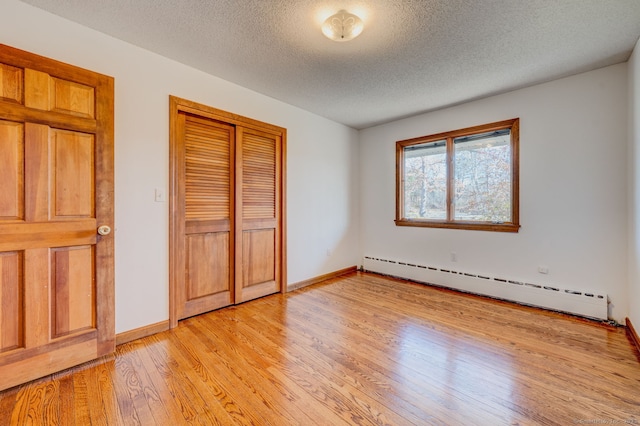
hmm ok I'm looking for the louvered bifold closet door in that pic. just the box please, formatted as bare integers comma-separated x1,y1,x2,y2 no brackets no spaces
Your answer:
235,127,282,303
176,113,235,320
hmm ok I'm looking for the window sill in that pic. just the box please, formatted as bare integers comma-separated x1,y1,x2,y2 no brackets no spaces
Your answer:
394,219,520,233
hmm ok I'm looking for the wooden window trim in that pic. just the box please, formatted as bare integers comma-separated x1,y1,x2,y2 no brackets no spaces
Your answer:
396,118,520,233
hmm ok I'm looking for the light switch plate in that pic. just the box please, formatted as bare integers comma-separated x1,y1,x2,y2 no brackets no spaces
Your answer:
154,188,166,202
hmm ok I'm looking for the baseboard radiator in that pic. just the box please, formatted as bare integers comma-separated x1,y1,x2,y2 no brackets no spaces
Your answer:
362,256,608,320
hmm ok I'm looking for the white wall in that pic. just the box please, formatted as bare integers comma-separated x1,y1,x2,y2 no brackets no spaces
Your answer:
360,64,629,322
2,0,360,333
2,0,634,331
630,37,640,328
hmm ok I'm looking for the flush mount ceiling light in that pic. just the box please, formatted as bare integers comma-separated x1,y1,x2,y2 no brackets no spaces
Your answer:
321,10,364,42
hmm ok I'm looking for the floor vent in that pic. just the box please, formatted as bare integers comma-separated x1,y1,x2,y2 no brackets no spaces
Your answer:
362,256,607,320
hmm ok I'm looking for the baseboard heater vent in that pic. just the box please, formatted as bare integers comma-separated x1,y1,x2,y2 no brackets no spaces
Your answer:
362,256,607,320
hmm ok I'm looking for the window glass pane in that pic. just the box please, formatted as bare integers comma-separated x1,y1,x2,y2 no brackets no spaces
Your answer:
453,130,511,222
403,140,447,220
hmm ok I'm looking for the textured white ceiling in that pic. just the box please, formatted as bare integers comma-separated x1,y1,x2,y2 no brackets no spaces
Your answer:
20,0,640,129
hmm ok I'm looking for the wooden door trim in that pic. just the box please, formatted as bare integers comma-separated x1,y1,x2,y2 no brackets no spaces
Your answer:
169,96,287,328
171,97,285,135
169,96,183,329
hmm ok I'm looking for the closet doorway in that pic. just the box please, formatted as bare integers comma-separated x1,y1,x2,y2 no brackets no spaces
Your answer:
169,96,286,327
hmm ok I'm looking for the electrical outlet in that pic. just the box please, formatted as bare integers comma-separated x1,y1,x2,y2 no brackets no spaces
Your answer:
538,266,549,274
450,252,457,262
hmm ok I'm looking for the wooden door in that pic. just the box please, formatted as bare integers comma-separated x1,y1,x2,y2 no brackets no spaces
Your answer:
170,97,286,326
173,112,235,320
0,45,114,391
235,127,282,303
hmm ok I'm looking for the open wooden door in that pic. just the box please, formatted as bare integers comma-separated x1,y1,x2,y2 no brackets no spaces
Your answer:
170,97,286,326
0,45,114,391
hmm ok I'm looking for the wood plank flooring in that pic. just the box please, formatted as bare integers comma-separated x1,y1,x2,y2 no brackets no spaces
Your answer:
1,271,639,425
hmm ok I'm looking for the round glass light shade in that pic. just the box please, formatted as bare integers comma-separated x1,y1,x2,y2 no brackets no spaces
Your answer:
321,10,364,42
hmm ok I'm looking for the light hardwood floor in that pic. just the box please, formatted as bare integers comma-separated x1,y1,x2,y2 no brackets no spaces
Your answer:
1,272,639,425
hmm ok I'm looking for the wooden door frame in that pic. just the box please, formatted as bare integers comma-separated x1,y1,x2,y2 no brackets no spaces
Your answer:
168,96,287,328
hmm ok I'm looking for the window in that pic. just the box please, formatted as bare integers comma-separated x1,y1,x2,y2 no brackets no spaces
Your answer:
396,118,519,232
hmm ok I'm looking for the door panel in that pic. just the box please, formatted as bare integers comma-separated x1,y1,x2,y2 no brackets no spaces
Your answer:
0,63,23,103
24,69,95,118
0,44,114,391
241,132,276,220
51,246,94,338
176,114,234,320
235,128,281,303
49,77,95,118
242,229,276,287
186,232,231,300
184,117,232,221
0,121,23,219
0,251,23,352
52,129,94,218
186,233,230,298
